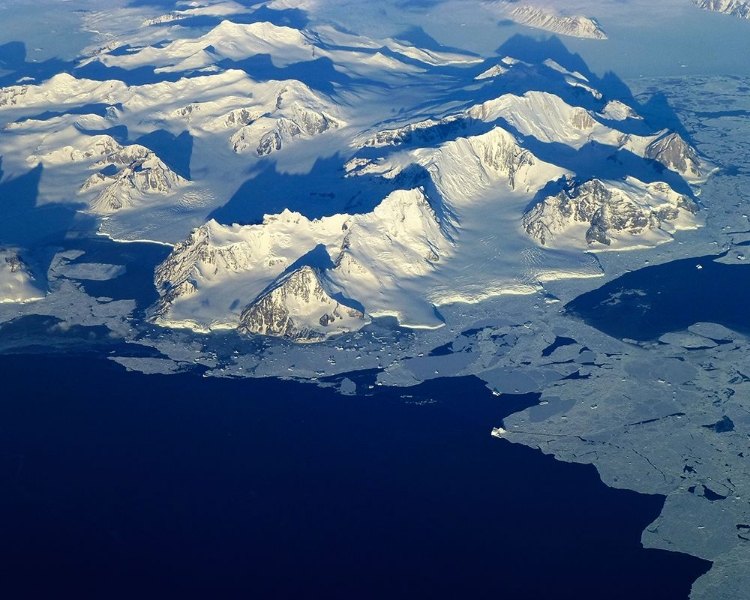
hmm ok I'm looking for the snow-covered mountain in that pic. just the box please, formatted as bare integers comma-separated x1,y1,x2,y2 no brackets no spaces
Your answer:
150,58,709,338
84,150,189,214
151,188,447,333
0,73,125,110
29,134,127,166
694,0,750,18
0,69,350,241
352,122,565,207
81,19,480,80
485,2,607,39
2,6,749,599
140,1,253,28
150,210,350,331
146,76,344,156
238,266,366,342
142,42,709,337
522,177,700,249
0,249,44,303
85,20,316,73
0,8,714,340
25,133,189,213
644,131,704,180
228,82,342,155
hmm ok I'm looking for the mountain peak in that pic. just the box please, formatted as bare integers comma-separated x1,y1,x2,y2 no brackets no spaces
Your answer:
0,248,44,303
694,0,750,18
523,177,700,249
238,265,366,342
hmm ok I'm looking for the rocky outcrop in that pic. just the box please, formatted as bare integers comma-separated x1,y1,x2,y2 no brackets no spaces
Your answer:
645,132,704,179
694,0,750,18
361,115,466,148
0,248,43,303
220,107,263,129
501,4,607,39
238,266,365,341
230,84,341,155
523,177,699,247
82,147,187,213
0,84,29,107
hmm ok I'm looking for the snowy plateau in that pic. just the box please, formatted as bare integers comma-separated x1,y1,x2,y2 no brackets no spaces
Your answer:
2,1,750,598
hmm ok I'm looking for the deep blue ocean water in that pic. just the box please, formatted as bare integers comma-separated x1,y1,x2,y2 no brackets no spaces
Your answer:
566,253,750,341
0,354,709,599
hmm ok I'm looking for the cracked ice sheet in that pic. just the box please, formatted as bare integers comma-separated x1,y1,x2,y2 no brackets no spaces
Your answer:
109,356,190,375
496,324,750,600
0,274,136,346
0,247,149,353
54,262,126,281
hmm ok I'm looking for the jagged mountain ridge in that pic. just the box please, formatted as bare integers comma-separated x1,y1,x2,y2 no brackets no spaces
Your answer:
346,60,708,253
350,124,565,209
229,83,342,156
0,73,125,110
0,13,714,339
151,188,447,333
644,132,703,180
485,2,607,39
1,68,345,228
85,152,189,214
81,19,481,80
151,210,349,332
26,132,189,213
149,45,709,338
143,73,344,156
523,177,700,248
694,0,750,18
85,20,317,72
356,61,707,184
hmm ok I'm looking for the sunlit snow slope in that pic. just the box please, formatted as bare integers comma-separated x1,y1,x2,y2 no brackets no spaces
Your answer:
0,3,713,339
